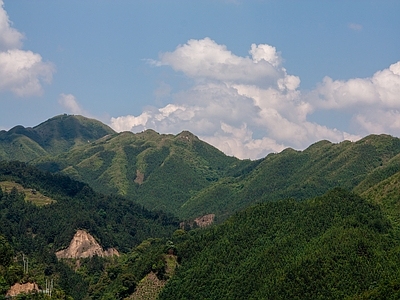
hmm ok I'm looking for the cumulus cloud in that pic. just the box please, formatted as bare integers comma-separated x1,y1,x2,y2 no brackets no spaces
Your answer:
58,94,85,115
310,62,400,110
112,38,356,159
308,61,400,136
111,38,399,159
0,1,54,96
0,0,23,50
0,49,54,96
151,37,282,87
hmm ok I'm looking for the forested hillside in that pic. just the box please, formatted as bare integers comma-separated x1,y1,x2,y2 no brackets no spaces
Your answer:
0,161,179,252
178,134,400,220
160,189,400,299
3,115,400,223
32,128,252,217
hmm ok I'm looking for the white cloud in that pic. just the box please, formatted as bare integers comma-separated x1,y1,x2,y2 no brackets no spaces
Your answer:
0,1,54,96
310,61,400,110
0,0,23,50
58,94,84,115
153,37,282,87
111,38,399,159
0,49,54,96
309,61,400,137
202,123,286,159
354,109,400,135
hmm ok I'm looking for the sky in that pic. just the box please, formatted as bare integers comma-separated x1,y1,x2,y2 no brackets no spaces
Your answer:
1,0,399,159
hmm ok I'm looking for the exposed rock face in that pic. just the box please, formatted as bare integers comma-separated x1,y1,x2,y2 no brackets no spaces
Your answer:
180,213,215,229
56,230,119,259
6,282,39,297
134,170,144,184
194,214,215,227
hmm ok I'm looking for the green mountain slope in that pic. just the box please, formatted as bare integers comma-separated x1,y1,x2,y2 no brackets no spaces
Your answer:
33,129,249,216
160,189,400,299
2,166,400,299
0,114,115,161
3,115,400,223
179,134,400,220
359,170,400,229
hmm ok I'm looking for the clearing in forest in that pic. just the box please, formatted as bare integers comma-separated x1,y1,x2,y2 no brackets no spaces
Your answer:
0,181,55,206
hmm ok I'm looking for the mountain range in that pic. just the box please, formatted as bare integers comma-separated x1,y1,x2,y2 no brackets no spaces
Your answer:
2,114,400,222
2,114,400,299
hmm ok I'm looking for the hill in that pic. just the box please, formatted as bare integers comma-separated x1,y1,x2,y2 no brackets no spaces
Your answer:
0,161,181,299
0,161,179,253
2,115,400,298
160,188,400,299
0,114,115,162
33,126,250,217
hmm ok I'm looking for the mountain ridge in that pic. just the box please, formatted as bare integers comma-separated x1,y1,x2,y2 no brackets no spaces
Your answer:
2,115,400,222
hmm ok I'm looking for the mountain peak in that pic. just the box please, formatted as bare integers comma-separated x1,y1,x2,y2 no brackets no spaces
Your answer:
32,114,116,153
0,114,116,161
176,130,199,142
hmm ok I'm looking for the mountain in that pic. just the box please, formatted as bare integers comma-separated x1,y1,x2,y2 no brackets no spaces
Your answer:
0,114,115,161
2,163,400,299
3,115,400,223
0,161,181,299
177,134,400,220
32,126,251,217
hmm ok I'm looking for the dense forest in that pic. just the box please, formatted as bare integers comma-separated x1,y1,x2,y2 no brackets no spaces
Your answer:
2,170,400,299
0,161,179,299
160,189,400,299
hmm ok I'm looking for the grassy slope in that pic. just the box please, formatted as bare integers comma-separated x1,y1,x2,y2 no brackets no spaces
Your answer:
0,181,55,205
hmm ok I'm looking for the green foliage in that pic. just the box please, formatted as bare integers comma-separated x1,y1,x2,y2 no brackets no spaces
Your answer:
86,238,170,299
160,189,400,299
0,161,179,253
0,235,13,267
179,134,400,220
3,116,400,299
6,116,400,222
0,162,179,299
0,114,115,162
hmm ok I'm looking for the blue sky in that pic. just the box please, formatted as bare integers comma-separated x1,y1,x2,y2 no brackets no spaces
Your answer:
1,0,399,159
